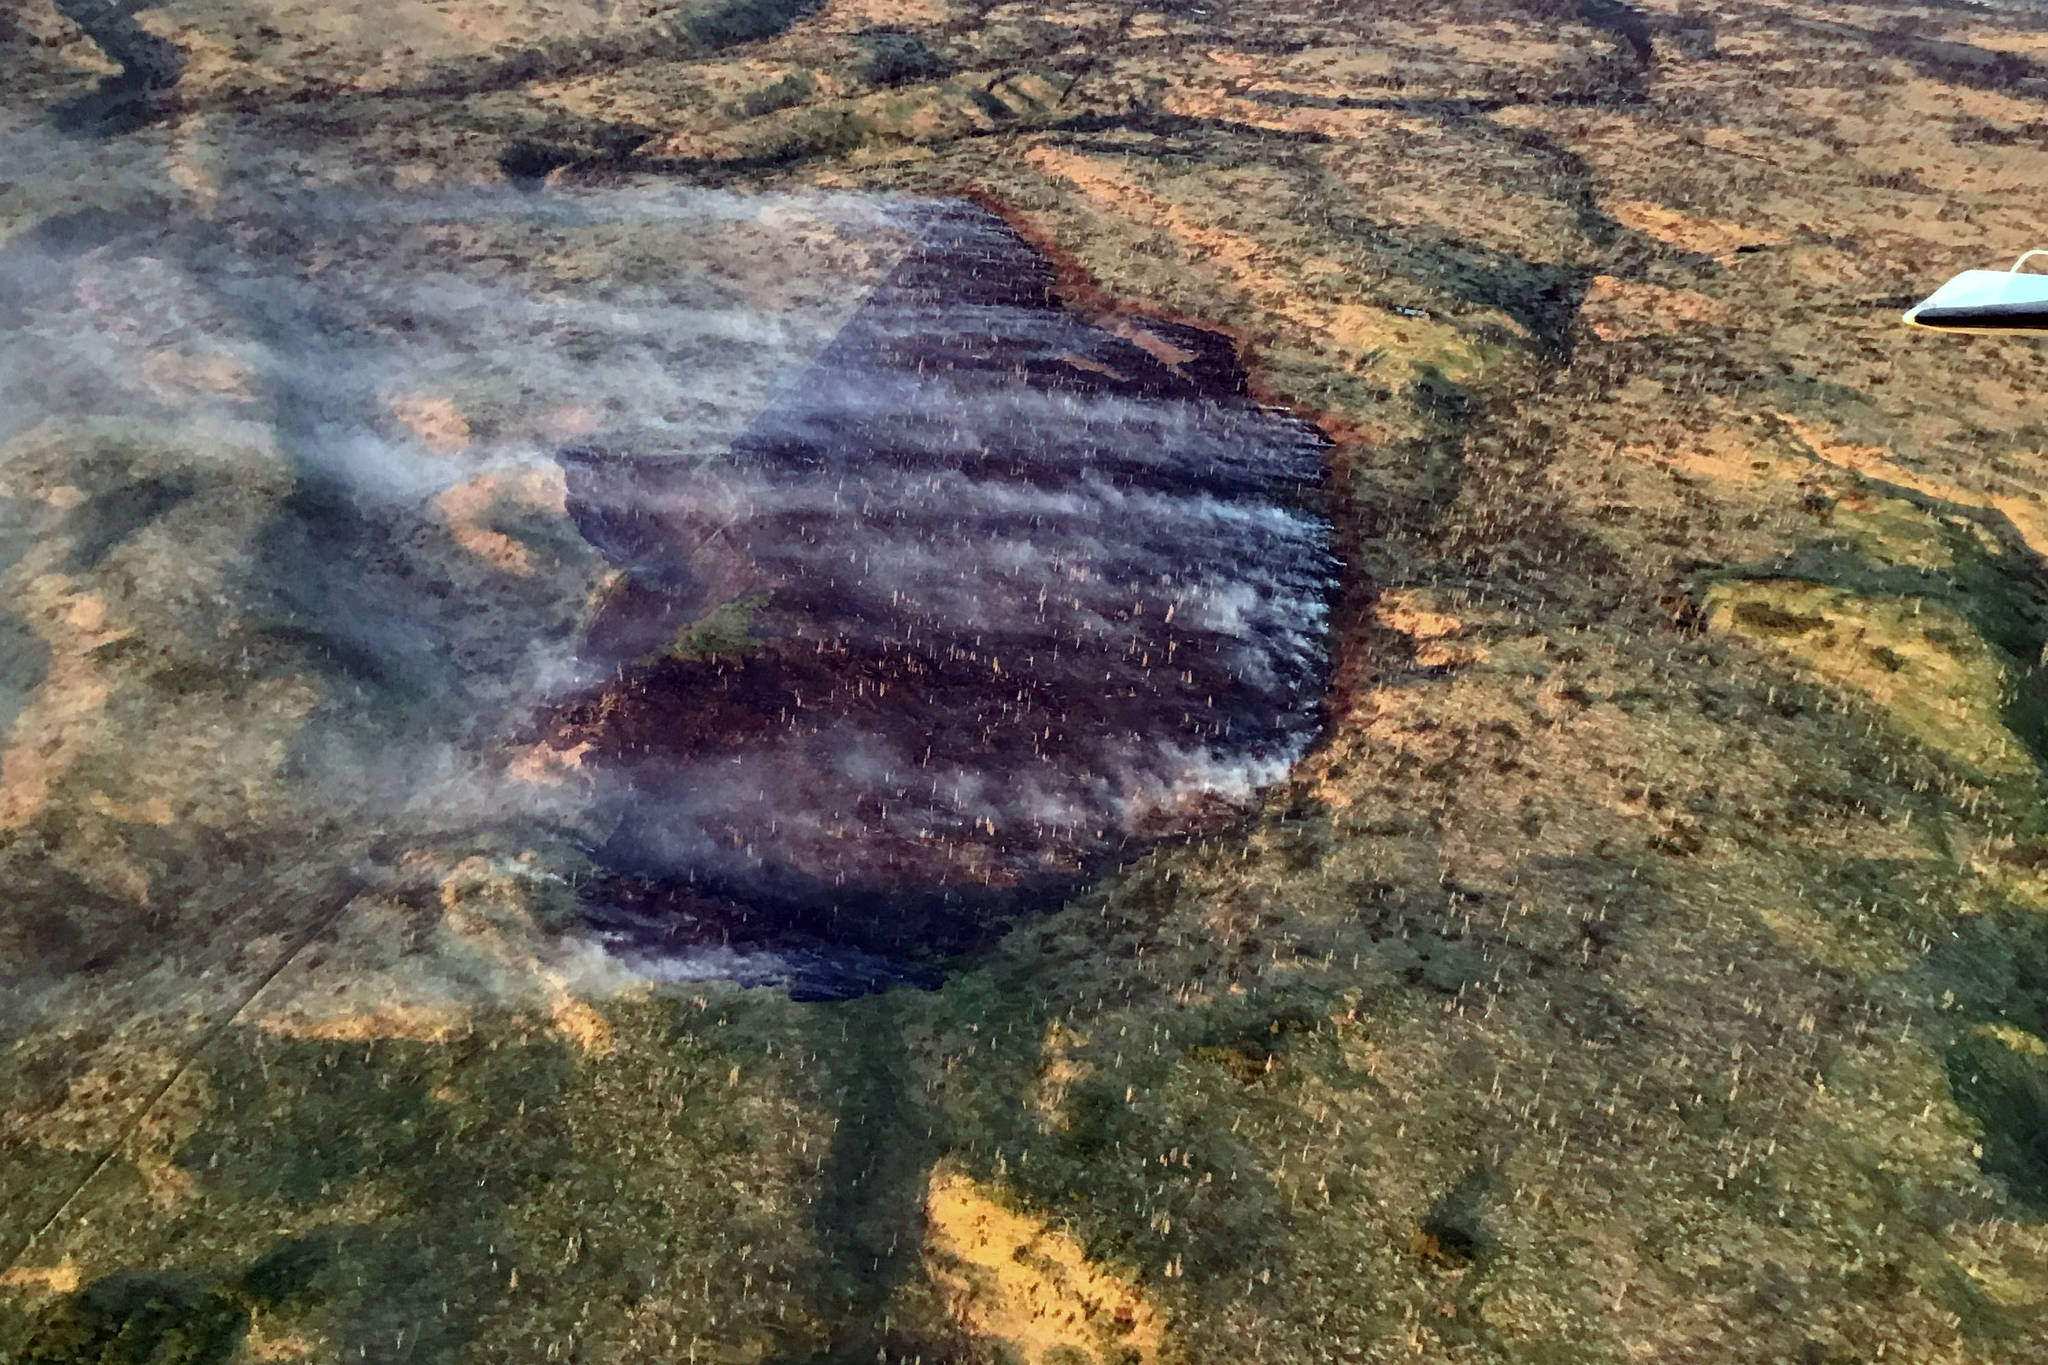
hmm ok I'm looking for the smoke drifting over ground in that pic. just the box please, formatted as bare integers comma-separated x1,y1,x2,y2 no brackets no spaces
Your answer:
551,200,1336,992
0,188,1333,997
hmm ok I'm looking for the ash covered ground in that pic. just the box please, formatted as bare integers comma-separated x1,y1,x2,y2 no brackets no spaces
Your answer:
554,199,1332,989
2,188,1333,1000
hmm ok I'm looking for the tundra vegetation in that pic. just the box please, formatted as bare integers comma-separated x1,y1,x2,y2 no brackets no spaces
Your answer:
7,1,2048,1363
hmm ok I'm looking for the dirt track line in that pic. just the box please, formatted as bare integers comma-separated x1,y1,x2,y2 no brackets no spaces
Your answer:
0,866,369,1283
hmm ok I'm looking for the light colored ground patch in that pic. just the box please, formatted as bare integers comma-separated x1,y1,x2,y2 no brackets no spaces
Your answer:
1963,832,2048,913
239,1324,318,1362
1580,273,1739,340
1023,145,1489,379
808,0,952,31
435,465,569,577
1375,588,1464,643
1977,1022,2048,1061
507,738,594,788
250,858,624,1055
1159,85,1418,141
1704,578,2033,778
0,1259,82,1297
0,580,121,831
389,392,473,455
19,1042,214,1212
139,348,257,404
924,1169,1165,1365
1029,1021,1092,1129
255,997,473,1044
1374,588,1482,669
1615,419,1807,488
1783,414,2048,563
1609,198,1789,257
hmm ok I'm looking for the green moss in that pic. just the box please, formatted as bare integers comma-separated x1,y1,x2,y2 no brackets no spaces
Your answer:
856,31,950,89
1730,599,1827,636
176,1042,453,1207
1187,1000,1325,1083
651,591,772,662
0,1146,105,1274
1706,579,2033,779
682,0,828,51
730,70,816,118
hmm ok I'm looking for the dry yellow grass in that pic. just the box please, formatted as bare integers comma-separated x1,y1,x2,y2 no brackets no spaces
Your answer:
1022,144,1488,379
925,1169,1165,1365
0,581,120,830
389,392,473,455
435,466,570,578
1704,579,2030,776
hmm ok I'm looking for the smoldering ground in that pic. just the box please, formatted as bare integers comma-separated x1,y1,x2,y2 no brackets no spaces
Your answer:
0,187,1335,998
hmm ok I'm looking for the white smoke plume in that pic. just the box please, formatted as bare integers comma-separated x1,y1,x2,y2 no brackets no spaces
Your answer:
0,186,1335,997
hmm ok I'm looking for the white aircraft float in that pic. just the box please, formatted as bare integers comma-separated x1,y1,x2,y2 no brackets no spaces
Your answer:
1904,251,2048,335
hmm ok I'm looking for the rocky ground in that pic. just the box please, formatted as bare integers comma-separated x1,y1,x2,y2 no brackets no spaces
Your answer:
7,1,2048,1362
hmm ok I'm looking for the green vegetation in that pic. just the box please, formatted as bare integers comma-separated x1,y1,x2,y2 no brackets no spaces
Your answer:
729,70,816,120
653,591,772,662
855,31,949,90
12,0,2048,1361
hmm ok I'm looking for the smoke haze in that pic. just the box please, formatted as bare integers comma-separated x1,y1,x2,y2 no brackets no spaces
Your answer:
0,188,1334,997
